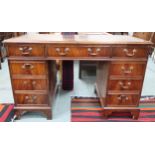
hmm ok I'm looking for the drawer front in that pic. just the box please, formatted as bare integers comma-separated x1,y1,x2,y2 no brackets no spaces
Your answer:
106,94,139,106
80,47,111,57
15,94,48,105
12,79,48,90
47,46,79,57
112,47,148,58
9,61,47,75
47,46,111,57
8,44,45,57
108,79,142,91
109,62,146,76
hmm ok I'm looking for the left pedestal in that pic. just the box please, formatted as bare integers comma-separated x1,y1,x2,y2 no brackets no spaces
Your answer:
8,59,57,120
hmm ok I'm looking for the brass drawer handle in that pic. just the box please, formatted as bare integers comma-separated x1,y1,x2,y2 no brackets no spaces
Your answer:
119,81,131,89
19,47,33,56
123,48,137,57
25,95,37,103
56,47,70,56
121,66,134,74
23,80,36,85
32,81,37,89
88,48,101,56
32,81,36,85
117,95,129,101
22,63,34,69
23,80,36,89
23,81,28,85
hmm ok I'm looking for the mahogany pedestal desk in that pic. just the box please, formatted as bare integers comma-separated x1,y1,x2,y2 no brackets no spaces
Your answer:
4,34,153,119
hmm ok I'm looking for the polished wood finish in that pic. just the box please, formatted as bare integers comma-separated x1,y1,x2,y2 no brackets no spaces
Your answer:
12,79,48,90
4,34,153,120
15,93,48,105
4,34,152,44
108,79,142,91
106,94,139,107
8,44,45,57
9,61,47,75
112,47,148,58
109,62,146,77
8,59,56,119
47,45,111,58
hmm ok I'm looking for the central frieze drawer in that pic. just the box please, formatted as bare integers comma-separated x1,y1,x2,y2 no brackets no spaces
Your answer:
8,44,45,57
108,79,142,91
15,94,48,105
106,94,139,107
112,47,148,58
109,62,146,76
9,61,47,75
12,79,48,90
47,46,111,57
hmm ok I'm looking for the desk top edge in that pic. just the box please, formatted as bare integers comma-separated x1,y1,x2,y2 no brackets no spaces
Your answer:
3,34,153,45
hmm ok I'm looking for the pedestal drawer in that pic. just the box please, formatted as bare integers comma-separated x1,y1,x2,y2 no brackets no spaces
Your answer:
109,62,146,76
15,94,48,105
108,79,142,91
106,94,139,107
9,61,47,75
12,79,48,90
112,47,148,58
8,44,45,57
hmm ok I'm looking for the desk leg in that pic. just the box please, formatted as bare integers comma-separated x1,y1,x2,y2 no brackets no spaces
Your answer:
14,108,52,120
104,108,140,120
